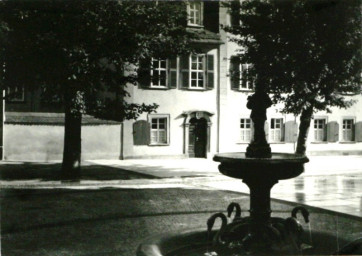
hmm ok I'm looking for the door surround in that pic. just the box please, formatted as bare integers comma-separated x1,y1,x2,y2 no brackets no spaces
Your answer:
183,111,213,158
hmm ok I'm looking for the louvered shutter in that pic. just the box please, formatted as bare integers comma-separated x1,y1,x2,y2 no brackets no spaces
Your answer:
138,58,151,88
284,121,298,142
179,55,189,89
264,121,269,142
230,1,240,27
230,56,240,90
133,120,150,145
355,122,362,142
251,120,255,142
168,58,177,89
206,54,214,89
327,121,339,142
281,120,285,142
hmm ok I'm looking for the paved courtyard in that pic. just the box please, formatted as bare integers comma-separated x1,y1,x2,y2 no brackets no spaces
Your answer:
0,155,361,255
87,156,362,217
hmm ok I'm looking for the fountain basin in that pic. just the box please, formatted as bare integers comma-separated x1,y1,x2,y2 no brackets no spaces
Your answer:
137,228,351,256
213,153,309,180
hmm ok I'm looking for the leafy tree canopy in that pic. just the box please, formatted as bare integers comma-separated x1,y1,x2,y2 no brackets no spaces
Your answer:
1,0,194,120
224,0,361,115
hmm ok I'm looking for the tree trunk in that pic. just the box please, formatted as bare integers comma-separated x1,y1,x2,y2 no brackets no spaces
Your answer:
295,106,314,155
61,91,82,181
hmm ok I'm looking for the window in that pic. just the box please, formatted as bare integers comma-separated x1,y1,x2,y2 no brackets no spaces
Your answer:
6,86,25,102
148,114,170,145
180,54,214,90
151,58,168,88
41,86,62,104
240,118,253,142
342,119,354,141
230,57,254,91
314,119,326,142
188,2,203,26
139,57,177,89
240,64,253,90
140,54,214,90
270,118,283,142
190,55,204,88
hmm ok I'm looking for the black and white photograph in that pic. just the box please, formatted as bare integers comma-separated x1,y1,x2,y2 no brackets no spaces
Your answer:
0,0,361,255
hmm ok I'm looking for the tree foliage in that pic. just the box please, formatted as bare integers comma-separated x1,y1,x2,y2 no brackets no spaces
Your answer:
1,1,196,179
224,0,361,115
2,0,194,120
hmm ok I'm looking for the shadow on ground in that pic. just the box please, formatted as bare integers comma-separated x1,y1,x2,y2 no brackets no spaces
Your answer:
0,162,157,181
1,188,361,256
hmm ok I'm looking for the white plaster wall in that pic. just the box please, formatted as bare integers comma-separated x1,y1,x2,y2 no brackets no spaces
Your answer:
81,125,121,160
4,124,121,161
123,49,219,159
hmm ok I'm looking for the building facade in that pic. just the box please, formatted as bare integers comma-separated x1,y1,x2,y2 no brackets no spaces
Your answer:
2,2,362,161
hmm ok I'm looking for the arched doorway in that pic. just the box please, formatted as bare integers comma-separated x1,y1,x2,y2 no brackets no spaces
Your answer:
189,117,207,158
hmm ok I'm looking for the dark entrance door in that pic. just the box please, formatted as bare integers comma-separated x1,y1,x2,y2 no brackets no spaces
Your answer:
188,118,207,158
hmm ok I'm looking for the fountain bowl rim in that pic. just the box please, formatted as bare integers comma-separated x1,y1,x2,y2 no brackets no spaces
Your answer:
213,152,309,164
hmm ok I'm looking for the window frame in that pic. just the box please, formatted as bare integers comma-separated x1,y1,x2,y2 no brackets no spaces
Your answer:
230,56,255,92
6,85,25,102
150,58,168,89
239,63,254,91
341,117,355,142
187,2,204,27
239,118,253,143
148,114,170,146
189,54,205,90
313,117,327,142
269,118,284,142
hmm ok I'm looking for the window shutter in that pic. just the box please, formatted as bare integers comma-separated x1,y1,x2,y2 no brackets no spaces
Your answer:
200,2,204,27
179,55,189,89
206,54,214,90
230,56,240,90
168,57,177,89
138,58,151,88
251,120,255,142
264,121,269,142
203,1,219,33
284,121,298,142
230,1,240,27
327,121,339,142
133,120,150,145
355,122,362,142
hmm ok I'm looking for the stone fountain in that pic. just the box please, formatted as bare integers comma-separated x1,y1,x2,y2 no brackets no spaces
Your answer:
137,88,361,256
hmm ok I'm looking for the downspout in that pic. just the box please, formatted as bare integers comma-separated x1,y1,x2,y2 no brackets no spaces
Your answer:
120,122,124,160
216,44,221,153
1,90,4,160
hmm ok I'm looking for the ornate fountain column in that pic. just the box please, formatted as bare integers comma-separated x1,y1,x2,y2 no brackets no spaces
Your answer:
214,86,309,252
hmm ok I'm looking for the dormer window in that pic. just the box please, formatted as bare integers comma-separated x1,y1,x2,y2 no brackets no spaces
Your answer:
188,2,203,26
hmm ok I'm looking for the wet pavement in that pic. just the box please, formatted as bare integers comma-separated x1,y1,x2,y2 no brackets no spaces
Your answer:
85,156,362,218
1,155,361,218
